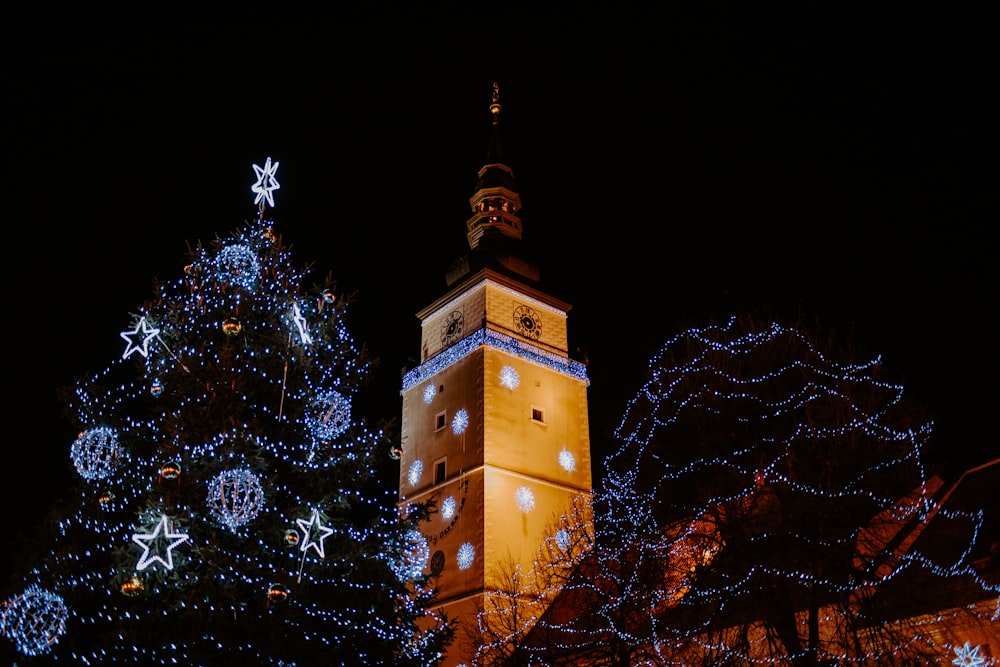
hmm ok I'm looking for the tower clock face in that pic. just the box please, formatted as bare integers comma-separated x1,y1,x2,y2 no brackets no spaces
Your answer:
440,310,464,346
513,305,542,340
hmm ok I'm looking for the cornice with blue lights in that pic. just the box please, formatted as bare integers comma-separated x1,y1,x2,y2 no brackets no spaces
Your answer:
401,327,589,393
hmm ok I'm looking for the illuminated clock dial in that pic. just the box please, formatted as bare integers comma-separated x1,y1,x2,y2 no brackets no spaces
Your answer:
514,305,542,340
440,310,464,346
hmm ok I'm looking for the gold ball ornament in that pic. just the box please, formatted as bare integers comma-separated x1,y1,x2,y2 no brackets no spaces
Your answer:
222,317,242,336
159,461,181,485
266,583,289,608
121,576,144,597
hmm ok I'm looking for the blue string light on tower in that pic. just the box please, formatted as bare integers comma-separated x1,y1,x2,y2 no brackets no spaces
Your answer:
1,158,453,665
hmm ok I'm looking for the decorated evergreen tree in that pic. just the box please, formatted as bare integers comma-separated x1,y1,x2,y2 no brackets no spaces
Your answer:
1,158,453,666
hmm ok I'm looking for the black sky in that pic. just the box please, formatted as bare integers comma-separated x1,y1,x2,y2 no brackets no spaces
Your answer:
8,14,996,570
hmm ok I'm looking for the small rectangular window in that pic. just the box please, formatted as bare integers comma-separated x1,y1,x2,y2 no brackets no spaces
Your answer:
531,406,545,424
435,459,447,485
435,412,447,431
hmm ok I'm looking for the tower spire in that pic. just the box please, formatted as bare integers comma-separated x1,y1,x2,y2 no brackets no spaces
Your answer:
464,82,522,249
446,82,538,287
486,82,503,164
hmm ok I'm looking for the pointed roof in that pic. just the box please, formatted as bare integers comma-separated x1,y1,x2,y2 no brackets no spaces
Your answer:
474,82,516,194
445,82,540,287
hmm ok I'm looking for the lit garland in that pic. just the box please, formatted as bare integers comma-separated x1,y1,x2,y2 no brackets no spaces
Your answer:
1,158,452,665
401,326,588,392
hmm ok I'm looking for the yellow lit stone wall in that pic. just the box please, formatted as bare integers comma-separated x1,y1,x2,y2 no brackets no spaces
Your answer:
402,273,590,667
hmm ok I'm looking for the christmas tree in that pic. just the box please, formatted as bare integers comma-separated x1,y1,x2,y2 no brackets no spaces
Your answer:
2,158,453,665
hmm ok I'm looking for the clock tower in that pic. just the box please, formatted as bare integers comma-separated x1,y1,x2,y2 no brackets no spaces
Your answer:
398,84,593,666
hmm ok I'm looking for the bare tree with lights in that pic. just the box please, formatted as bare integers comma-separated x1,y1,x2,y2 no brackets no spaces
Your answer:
0,158,454,666
465,494,597,667
476,314,999,666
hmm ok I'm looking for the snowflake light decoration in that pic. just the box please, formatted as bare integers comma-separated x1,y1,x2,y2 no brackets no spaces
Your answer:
457,542,475,570
131,514,190,571
515,486,535,513
558,447,576,472
953,641,987,666
120,316,160,360
251,156,280,208
206,468,265,531
408,460,423,486
452,408,469,435
499,365,520,389
305,389,352,442
423,382,437,404
0,584,68,657
70,426,123,481
441,496,456,520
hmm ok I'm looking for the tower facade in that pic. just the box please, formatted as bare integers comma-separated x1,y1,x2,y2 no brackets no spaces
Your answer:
398,86,592,667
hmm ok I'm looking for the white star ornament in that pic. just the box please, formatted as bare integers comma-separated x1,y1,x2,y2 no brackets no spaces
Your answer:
121,317,160,359
296,510,334,559
251,157,281,208
132,514,190,571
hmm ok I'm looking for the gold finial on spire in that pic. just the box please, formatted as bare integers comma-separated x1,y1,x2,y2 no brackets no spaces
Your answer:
490,82,501,123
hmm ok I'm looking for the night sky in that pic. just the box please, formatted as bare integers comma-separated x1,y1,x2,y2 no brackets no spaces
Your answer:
8,15,995,574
